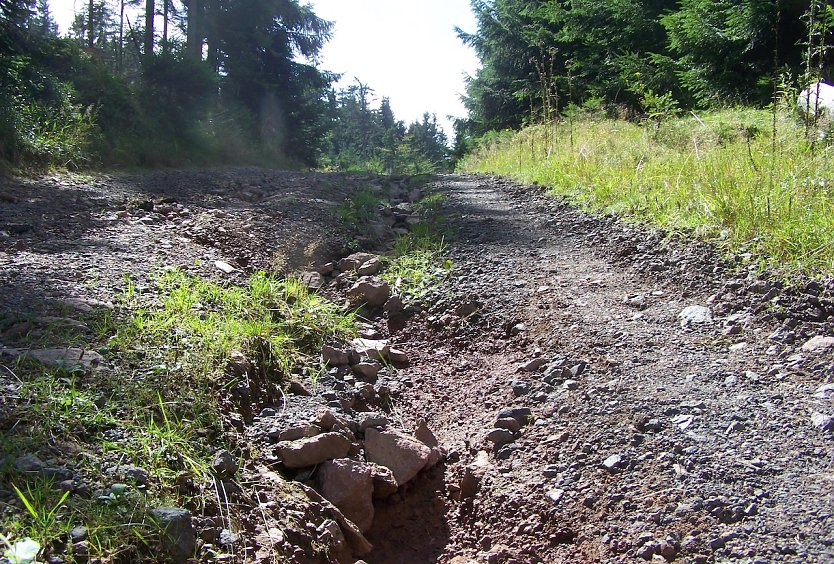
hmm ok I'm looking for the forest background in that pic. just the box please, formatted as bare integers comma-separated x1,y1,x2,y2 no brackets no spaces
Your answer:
1,1,832,174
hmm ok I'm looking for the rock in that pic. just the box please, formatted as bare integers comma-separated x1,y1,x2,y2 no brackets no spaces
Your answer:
338,252,377,273
214,260,237,274
811,412,834,433
496,407,533,427
511,380,531,396
300,271,325,291
510,323,527,335
276,433,352,468
602,454,623,473
13,454,44,473
351,338,390,361
359,413,389,431
368,463,398,499
316,518,346,552
352,361,380,381
679,305,712,327
124,466,148,485
459,451,490,499
635,542,656,560
150,507,196,562
814,383,834,399
802,335,834,353
659,540,677,559
357,258,382,276
414,419,439,448
364,428,430,485
564,379,579,390
383,295,404,313
314,409,348,431
276,424,321,442
317,459,375,532
69,526,88,543
387,348,409,366
322,345,351,367
295,483,373,555
521,358,547,372
24,348,105,371
218,528,239,548
355,381,375,401
348,277,390,307
288,380,312,396
211,450,237,479
494,417,521,433
486,428,515,447
546,488,565,505
316,262,335,275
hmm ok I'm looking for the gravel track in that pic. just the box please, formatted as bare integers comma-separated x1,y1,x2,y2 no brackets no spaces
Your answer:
368,175,834,563
1,170,833,563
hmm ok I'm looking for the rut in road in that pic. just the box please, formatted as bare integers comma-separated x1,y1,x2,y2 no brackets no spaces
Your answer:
365,175,834,563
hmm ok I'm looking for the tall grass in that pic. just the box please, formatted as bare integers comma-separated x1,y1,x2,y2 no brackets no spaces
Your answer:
460,109,834,274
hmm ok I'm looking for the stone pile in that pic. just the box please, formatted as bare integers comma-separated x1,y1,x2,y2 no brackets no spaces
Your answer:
273,407,443,536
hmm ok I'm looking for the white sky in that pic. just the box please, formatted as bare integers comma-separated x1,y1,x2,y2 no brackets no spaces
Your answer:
49,0,480,137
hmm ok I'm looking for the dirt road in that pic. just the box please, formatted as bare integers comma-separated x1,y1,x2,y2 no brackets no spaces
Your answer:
368,175,834,563
1,170,832,563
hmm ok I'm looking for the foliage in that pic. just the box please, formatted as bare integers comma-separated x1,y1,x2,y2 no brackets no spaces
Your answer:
461,108,834,274
322,82,451,174
458,0,822,135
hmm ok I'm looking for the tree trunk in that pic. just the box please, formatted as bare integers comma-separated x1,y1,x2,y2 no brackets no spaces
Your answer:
119,0,124,72
88,0,94,48
186,0,202,62
162,0,168,55
144,0,154,56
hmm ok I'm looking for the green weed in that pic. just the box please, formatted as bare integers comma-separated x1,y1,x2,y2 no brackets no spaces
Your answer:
336,188,387,228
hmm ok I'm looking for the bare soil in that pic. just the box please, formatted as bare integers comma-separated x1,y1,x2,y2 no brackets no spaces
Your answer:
1,170,833,563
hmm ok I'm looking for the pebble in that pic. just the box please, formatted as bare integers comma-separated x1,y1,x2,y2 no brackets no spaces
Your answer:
679,305,712,327
546,488,565,505
602,454,623,472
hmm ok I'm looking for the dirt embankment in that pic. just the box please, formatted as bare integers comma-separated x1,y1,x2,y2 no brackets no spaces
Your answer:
1,170,833,563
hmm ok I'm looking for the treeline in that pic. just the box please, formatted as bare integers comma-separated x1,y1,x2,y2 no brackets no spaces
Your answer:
455,0,834,143
0,0,450,172
322,82,450,174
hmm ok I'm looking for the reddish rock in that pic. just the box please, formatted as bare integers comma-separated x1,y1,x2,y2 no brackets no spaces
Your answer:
317,459,375,532
276,433,352,468
363,428,430,485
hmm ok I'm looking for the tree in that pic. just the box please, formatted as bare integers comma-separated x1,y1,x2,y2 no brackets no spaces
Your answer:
144,0,153,55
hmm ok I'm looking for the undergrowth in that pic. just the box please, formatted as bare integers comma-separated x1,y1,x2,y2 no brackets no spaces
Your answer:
0,270,355,561
460,108,834,275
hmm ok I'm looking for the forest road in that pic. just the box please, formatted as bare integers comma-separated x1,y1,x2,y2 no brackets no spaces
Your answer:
1,170,832,563
364,174,834,563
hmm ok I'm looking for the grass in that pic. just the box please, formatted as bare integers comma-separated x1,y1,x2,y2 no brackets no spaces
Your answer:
0,269,357,561
336,187,387,229
460,108,834,275
381,194,453,303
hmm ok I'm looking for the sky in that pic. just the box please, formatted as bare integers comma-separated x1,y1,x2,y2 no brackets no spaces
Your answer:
49,0,481,137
